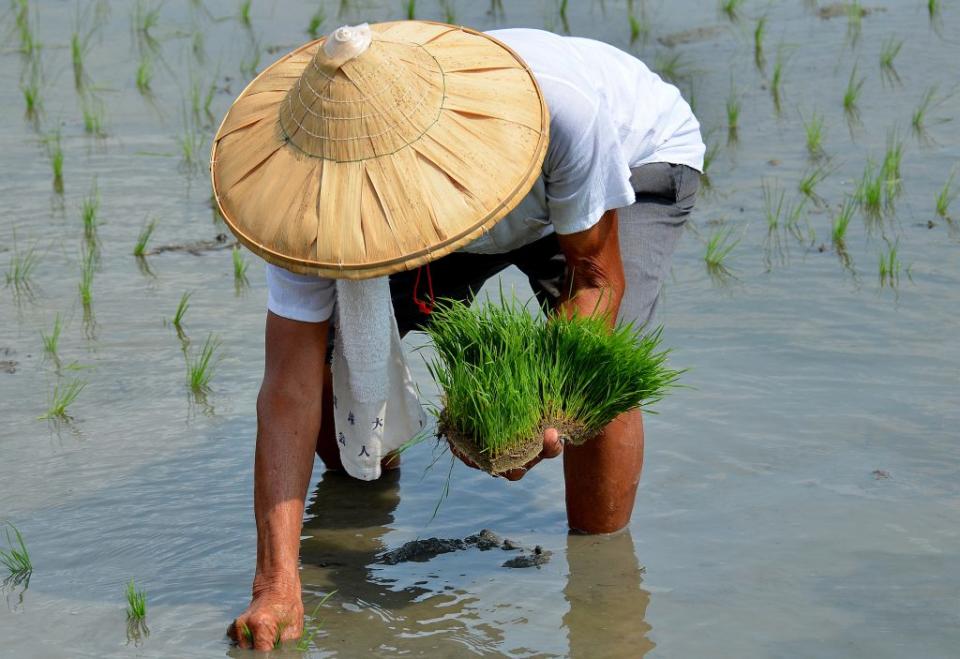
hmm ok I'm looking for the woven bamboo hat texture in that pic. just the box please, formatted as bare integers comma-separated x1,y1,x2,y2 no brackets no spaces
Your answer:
210,20,549,280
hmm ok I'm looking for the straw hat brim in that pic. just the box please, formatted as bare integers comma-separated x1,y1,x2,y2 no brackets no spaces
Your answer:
210,21,549,280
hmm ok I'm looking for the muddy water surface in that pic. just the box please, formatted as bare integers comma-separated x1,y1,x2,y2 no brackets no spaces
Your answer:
1,1,959,657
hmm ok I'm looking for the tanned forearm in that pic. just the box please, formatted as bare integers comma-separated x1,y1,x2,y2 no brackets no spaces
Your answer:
230,313,329,650
253,388,321,587
556,209,625,326
252,314,329,588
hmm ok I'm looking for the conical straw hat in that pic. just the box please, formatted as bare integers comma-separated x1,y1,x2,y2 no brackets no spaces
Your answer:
211,20,549,280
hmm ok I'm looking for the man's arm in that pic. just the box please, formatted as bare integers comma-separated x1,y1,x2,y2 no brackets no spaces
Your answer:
555,208,625,324
228,311,328,650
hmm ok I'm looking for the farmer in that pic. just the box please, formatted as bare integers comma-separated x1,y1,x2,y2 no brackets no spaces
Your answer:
211,22,702,650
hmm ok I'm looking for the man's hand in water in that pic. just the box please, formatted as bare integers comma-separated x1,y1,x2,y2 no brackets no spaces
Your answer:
450,427,563,481
227,577,303,651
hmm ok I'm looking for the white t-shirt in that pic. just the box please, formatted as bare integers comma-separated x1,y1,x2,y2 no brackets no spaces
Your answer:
464,28,704,254
265,28,704,322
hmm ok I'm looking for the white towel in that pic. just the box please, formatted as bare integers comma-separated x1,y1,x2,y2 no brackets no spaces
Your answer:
332,278,426,481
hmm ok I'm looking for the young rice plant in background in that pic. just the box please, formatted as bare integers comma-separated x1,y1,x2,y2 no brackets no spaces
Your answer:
1,523,32,585
936,170,957,219
185,333,221,394
133,218,157,257
38,378,86,420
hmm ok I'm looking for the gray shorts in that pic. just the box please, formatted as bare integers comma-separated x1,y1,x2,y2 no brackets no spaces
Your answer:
388,162,700,334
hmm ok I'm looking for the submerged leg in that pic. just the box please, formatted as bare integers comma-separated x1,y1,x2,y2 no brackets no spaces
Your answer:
563,408,644,534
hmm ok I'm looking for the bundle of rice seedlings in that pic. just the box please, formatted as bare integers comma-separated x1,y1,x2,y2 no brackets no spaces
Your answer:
426,296,681,475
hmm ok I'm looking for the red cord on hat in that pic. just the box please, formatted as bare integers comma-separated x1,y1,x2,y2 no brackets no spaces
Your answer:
412,264,435,315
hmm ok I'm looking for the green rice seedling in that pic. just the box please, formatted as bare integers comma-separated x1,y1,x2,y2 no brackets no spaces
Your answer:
70,5,100,91
4,241,38,292
79,247,96,309
771,49,785,112
240,44,261,79
928,0,941,20
273,621,290,649
21,75,41,120
133,218,157,257
134,0,161,38
878,242,901,288
911,86,938,137
238,0,252,26
763,179,785,231
803,110,825,157
203,80,217,118
71,32,84,88
177,116,206,171
426,295,680,474
762,185,808,249
41,313,63,359
700,140,720,188
0,523,32,582
81,180,100,241
296,591,337,652
881,130,904,200
725,84,740,141
754,17,766,69
192,29,206,63
653,52,692,85
879,36,902,72
628,10,648,45
173,291,191,330
307,6,326,39
136,53,153,93
440,0,456,23
81,94,106,137
831,199,856,269
704,225,739,274
405,0,416,20
843,63,865,118
185,333,221,393
799,163,831,204
558,0,570,32
784,196,810,244
232,246,249,286
935,170,957,219
46,129,64,193
39,378,87,420
846,0,863,42
831,198,855,247
126,579,147,620
855,160,884,218
16,1,41,57
720,0,745,21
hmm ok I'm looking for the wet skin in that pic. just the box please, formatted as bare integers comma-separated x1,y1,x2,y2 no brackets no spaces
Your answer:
229,210,645,650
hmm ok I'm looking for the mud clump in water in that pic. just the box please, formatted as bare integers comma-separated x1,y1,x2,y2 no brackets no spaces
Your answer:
502,545,551,569
657,26,725,48
379,529,550,568
1,347,17,374
818,3,882,19
147,233,237,256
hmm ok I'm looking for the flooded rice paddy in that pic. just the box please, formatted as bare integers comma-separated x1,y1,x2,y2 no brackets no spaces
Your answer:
1,0,959,657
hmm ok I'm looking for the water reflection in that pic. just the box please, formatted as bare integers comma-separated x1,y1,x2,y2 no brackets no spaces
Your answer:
300,469,429,608
294,469,654,656
564,531,655,658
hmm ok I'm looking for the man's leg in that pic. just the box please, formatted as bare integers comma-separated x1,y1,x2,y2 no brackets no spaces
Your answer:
564,411,644,533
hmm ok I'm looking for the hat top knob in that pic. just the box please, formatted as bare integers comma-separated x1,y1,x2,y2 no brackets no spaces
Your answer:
323,23,372,63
